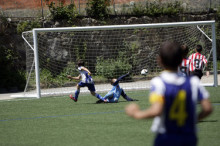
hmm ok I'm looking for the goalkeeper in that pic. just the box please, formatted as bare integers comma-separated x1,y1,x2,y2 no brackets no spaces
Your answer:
97,73,137,103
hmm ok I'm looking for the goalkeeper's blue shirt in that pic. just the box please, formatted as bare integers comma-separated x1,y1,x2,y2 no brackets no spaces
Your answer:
109,83,122,100
111,73,129,100
104,73,129,101
149,71,209,136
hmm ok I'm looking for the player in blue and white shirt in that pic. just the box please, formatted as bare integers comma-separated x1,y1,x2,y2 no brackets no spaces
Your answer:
67,60,103,102
125,41,212,146
97,73,136,103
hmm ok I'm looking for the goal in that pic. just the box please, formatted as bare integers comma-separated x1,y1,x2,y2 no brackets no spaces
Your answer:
22,21,218,98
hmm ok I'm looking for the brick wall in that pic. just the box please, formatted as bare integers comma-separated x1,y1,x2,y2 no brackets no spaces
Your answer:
0,0,141,10
0,0,82,10
0,0,42,9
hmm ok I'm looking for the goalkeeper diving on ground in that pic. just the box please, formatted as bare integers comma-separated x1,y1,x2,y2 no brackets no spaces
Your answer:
96,72,138,103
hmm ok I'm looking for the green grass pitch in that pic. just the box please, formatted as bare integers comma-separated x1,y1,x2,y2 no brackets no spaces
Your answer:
0,87,220,146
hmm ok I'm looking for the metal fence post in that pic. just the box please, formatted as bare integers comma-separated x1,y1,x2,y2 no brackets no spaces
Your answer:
78,0,80,14
41,0,44,18
112,0,116,15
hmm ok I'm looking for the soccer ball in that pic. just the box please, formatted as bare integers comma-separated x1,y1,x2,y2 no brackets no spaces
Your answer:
141,69,148,75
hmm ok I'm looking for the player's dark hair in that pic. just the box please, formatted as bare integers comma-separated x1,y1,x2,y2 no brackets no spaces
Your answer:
159,41,183,70
77,59,85,67
196,45,203,53
181,45,189,59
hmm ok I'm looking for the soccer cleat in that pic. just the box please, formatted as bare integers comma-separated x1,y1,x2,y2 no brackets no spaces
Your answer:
96,99,104,104
69,94,77,102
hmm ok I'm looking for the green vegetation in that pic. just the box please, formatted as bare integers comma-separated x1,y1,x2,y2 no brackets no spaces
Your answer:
95,57,132,79
42,0,189,21
45,0,78,23
217,60,220,70
0,14,10,35
86,0,110,20
0,46,26,91
0,87,220,146
75,42,87,61
17,20,41,34
0,15,26,92
39,62,78,88
131,1,183,16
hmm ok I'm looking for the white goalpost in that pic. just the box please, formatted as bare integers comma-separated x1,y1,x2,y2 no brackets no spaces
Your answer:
22,20,218,98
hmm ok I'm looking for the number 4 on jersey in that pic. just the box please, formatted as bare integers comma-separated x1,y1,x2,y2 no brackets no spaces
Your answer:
169,90,188,127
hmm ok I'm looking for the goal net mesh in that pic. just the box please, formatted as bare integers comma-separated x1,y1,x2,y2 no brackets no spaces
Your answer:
22,23,214,97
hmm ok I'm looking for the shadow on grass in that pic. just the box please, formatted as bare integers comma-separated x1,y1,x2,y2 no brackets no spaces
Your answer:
84,99,139,104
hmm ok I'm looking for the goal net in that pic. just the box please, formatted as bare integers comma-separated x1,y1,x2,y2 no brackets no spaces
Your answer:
22,21,217,98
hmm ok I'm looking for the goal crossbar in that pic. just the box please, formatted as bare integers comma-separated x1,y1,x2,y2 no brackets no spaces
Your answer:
33,21,216,32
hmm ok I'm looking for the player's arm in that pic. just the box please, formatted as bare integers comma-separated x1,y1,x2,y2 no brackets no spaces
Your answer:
125,102,163,120
81,67,92,75
205,63,210,77
112,72,130,86
203,56,209,77
125,92,164,119
67,75,81,80
205,69,210,77
198,98,213,121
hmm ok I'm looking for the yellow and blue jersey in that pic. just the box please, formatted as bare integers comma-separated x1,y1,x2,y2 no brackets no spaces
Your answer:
150,71,209,136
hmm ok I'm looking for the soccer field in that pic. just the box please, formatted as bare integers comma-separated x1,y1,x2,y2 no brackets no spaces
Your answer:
0,87,220,146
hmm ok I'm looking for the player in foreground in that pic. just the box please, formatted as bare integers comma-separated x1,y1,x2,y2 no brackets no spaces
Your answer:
188,44,209,79
96,73,137,103
67,60,104,102
125,41,213,146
